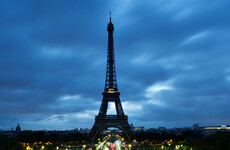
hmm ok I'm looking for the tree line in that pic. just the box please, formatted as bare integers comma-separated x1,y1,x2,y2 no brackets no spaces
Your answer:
1,130,230,150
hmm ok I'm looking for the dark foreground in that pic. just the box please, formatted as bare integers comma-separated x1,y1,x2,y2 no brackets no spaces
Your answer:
1,130,230,150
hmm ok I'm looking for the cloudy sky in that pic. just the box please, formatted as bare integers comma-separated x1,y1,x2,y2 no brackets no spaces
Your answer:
1,0,230,130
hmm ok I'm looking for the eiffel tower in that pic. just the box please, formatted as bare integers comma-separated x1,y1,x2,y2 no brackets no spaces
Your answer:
89,13,133,143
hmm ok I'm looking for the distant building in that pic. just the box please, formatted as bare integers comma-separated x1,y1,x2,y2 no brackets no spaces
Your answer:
16,123,21,133
130,123,135,131
202,125,230,136
205,125,230,130
158,126,167,131
134,126,146,132
130,123,134,128
193,123,199,129
0,130,14,136
146,128,158,132
73,128,79,131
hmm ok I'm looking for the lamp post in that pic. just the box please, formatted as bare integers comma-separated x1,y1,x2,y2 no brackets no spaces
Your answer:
128,144,132,150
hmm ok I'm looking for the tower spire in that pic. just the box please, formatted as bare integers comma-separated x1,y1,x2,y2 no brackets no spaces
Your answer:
110,12,112,23
105,12,118,91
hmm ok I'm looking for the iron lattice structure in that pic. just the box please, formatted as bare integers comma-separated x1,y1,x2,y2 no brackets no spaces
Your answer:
89,14,133,143
105,15,118,91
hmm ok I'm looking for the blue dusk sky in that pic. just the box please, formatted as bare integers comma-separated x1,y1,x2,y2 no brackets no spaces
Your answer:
0,0,230,130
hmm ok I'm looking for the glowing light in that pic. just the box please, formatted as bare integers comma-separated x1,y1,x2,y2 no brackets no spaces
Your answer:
116,142,121,150
97,140,107,150
111,144,115,150
114,140,122,150
26,146,31,150
104,146,109,150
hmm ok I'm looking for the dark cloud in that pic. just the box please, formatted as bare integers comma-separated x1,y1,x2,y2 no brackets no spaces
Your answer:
0,0,230,130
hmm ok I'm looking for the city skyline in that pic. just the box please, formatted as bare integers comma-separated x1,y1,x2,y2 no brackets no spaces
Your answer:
1,1,230,130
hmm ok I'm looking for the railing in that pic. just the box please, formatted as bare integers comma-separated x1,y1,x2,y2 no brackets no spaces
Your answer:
96,115,127,119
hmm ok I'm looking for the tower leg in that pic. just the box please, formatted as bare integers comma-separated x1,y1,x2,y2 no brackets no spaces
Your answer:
89,117,133,144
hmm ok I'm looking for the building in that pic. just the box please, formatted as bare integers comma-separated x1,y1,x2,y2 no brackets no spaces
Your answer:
203,125,230,136
16,123,21,133
134,126,146,132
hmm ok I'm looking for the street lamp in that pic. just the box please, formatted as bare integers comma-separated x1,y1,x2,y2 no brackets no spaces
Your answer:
128,144,132,150
83,144,86,150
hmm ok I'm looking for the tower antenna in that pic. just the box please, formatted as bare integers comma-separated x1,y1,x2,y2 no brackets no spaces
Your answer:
110,12,111,23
